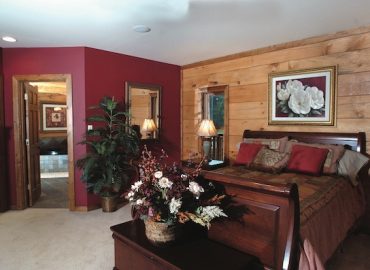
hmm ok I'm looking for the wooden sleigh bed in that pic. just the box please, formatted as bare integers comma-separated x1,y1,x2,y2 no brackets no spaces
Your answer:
202,130,369,270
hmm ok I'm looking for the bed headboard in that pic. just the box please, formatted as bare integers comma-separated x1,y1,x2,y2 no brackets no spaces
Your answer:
243,130,366,154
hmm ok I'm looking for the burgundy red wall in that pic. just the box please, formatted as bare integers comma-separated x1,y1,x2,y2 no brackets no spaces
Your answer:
84,48,181,205
2,47,181,208
2,47,87,207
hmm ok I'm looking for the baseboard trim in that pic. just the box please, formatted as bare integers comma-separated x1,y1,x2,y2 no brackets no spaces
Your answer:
72,205,101,212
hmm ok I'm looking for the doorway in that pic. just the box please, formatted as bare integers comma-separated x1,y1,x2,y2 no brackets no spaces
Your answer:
12,74,75,210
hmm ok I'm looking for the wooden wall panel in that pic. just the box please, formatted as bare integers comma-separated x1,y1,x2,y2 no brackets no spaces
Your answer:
181,26,370,160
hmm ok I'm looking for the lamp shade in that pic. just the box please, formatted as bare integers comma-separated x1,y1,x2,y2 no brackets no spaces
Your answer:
197,119,217,137
142,118,157,132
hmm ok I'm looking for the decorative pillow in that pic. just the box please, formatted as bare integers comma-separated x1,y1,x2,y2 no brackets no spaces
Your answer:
338,150,369,186
286,145,329,175
285,141,345,174
242,136,288,153
250,148,290,173
234,143,264,166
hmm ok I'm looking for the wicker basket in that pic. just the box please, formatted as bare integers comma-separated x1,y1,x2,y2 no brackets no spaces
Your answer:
144,220,183,246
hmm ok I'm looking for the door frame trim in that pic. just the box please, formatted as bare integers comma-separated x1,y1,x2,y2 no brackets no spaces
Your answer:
12,74,75,210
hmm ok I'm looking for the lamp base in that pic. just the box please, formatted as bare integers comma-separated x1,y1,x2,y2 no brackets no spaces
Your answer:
202,137,212,162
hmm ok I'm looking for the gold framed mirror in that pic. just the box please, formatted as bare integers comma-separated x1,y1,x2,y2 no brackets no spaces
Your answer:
125,82,161,140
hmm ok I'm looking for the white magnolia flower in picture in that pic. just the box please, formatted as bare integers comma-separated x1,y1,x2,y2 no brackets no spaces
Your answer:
169,197,182,214
158,177,173,189
154,171,163,179
306,86,324,109
275,79,325,117
288,88,311,115
277,87,291,101
286,79,304,94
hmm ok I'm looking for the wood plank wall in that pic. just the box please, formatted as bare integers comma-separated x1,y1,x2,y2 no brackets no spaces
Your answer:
181,26,370,160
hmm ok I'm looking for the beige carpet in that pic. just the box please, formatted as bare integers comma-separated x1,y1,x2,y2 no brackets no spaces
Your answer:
0,205,132,270
33,178,68,208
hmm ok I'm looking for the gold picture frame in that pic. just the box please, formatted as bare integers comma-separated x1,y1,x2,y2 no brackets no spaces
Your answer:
268,66,337,126
40,103,67,132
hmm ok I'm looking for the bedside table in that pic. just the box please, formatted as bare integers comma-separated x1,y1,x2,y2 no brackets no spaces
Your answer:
181,159,227,171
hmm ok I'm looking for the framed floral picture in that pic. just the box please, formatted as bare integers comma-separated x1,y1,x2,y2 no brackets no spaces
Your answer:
41,103,67,132
268,66,337,125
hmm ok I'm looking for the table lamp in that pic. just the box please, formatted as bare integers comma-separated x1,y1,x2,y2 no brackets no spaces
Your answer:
197,119,217,162
142,118,157,138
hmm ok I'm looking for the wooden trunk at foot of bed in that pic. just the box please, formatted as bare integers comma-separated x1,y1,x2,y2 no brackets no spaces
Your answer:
203,171,299,270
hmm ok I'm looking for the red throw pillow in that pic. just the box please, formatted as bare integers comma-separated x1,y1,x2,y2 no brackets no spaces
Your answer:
234,143,264,166
287,145,329,175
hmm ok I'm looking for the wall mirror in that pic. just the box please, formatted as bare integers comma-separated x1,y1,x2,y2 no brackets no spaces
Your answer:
125,82,161,140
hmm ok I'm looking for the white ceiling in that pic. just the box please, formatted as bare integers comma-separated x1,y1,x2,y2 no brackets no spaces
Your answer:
1,0,370,66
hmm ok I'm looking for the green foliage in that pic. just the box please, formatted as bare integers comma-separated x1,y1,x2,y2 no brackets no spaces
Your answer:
76,96,140,196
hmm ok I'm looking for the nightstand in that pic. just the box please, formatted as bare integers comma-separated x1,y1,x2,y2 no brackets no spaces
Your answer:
181,158,227,171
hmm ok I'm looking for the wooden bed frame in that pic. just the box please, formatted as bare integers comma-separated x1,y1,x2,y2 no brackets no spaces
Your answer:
202,130,367,270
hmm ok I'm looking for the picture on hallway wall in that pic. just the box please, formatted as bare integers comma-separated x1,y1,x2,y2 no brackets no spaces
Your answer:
41,103,67,131
268,66,337,126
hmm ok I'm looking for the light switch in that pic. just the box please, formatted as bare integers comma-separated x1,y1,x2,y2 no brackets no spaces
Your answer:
87,125,93,131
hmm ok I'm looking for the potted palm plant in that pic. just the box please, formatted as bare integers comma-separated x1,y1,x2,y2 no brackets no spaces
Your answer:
77,96,140,212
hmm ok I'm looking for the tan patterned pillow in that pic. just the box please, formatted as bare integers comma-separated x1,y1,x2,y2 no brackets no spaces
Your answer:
242,136,288,152
250,148,290,173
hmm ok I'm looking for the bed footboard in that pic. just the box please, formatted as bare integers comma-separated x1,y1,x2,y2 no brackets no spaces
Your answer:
203,170,300,270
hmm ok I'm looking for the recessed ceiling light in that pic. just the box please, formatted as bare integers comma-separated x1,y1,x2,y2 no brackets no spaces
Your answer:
2,36,17,42
133,25,151,33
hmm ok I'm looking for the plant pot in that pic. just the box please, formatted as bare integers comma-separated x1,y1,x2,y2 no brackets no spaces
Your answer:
101,195,117,212
144,219,183,247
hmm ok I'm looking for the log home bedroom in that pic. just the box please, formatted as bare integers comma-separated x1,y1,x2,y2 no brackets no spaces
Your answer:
1,1,370,270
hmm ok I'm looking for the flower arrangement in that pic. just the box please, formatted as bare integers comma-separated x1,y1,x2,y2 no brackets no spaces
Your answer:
276,79,325,117
127,146,227,229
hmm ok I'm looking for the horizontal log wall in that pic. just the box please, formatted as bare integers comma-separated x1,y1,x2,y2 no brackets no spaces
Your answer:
181,26,370,160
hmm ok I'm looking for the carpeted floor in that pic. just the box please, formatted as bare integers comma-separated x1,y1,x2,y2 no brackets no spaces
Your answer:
327,232,370,269
32,178,68,208
1,206,370,269
0,206,132,270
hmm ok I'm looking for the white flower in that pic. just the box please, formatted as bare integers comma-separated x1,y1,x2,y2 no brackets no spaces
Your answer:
188,181,204,198
277,87,290,101
276,82,282,91
288,88,311,115
306,86,324,110
136,199,144,205
181,174,188,180
131,181,142,192
192,206,228,229
200,206,227,220
169,197,182,214
158,177,173,189
127,191,134,198
286,79,304,94
154,171,163,179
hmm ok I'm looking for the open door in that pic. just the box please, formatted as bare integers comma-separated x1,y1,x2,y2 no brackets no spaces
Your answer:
24,82,41,206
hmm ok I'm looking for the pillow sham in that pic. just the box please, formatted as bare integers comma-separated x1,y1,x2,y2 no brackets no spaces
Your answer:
250,148,290,173
338,150,369,186
284,141,345,174
286,144,329,175
239,136,289,152
234,143,264,166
